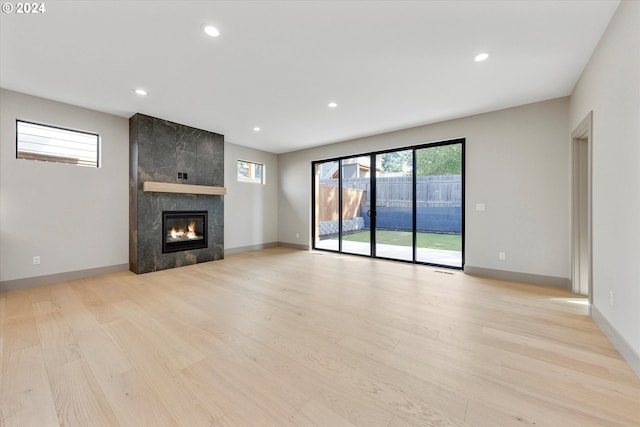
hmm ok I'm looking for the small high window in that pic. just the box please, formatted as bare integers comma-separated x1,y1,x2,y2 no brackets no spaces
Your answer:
237,160,265,184
16,120,100,168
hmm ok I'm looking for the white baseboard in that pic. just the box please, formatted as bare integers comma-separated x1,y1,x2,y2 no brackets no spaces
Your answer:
0,264,130,293
277,241,309,251
225,242,309,255
591,305,640,378
225,242,279,255
464,265,571,289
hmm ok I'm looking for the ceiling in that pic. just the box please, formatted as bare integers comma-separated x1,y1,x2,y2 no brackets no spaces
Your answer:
0,1,619,154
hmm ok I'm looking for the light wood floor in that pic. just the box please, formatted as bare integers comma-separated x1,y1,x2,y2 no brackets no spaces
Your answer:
1,247,639,427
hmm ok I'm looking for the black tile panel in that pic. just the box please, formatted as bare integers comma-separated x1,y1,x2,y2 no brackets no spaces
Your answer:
129,113,224,274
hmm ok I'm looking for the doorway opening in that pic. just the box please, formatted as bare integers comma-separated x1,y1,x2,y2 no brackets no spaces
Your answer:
571,112,592,303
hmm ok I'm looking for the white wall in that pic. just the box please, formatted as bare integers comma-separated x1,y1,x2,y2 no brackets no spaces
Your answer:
278,97,571,279
0,89,129,281
0,90,283,284
224,142,279,251
570,1,640,356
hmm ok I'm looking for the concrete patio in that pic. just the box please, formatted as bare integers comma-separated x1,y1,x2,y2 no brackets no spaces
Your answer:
315,240,462,268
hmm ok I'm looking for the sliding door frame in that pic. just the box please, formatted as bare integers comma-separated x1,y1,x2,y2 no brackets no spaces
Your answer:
312,138,465,270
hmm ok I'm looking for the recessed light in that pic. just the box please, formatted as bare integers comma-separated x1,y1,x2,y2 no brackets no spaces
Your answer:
328,102,338,108
203,25,220,37
474,52,490,62
134,89,147,96
253,127,261,132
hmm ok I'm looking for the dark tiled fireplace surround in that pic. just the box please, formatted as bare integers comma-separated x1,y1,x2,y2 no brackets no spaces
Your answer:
129,114,224,274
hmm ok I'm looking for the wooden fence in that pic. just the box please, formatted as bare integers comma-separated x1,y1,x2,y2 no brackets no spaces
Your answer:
316,184,365,221
319,175,462,209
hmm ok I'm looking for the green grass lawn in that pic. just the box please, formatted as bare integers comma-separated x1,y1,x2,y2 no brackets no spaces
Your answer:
337,230,461,251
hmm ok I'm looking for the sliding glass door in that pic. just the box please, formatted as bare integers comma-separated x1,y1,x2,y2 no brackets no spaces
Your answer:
340,156,372,256
374,150,414,261
313,139,464,269
415,143,463,268
313,160,339,251
313,156,372,255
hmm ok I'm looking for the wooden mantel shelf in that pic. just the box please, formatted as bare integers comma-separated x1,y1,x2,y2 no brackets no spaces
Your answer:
142,181,226,196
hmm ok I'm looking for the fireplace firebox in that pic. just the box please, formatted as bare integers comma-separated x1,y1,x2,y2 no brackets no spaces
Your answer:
162,210,208,253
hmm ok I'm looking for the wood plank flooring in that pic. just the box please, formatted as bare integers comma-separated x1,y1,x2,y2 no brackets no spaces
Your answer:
1,247,639,426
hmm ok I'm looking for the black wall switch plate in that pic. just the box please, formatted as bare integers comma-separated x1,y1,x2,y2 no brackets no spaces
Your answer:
183,173,188,180
178,172,183,179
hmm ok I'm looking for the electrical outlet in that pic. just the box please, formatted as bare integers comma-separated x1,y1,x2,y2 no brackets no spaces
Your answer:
499,252,506,261
476,203,486,211
296,233,300,239
33,256,41,265
609,290,614,306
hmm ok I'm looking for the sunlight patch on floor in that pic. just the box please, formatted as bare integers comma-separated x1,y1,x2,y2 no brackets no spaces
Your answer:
549,297,589,306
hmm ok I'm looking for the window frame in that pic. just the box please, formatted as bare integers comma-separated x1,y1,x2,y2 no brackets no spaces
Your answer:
237,159,265,184
16,119,101,168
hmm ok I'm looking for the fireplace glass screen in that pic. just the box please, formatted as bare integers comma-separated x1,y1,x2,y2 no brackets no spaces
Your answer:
162,211,208,253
